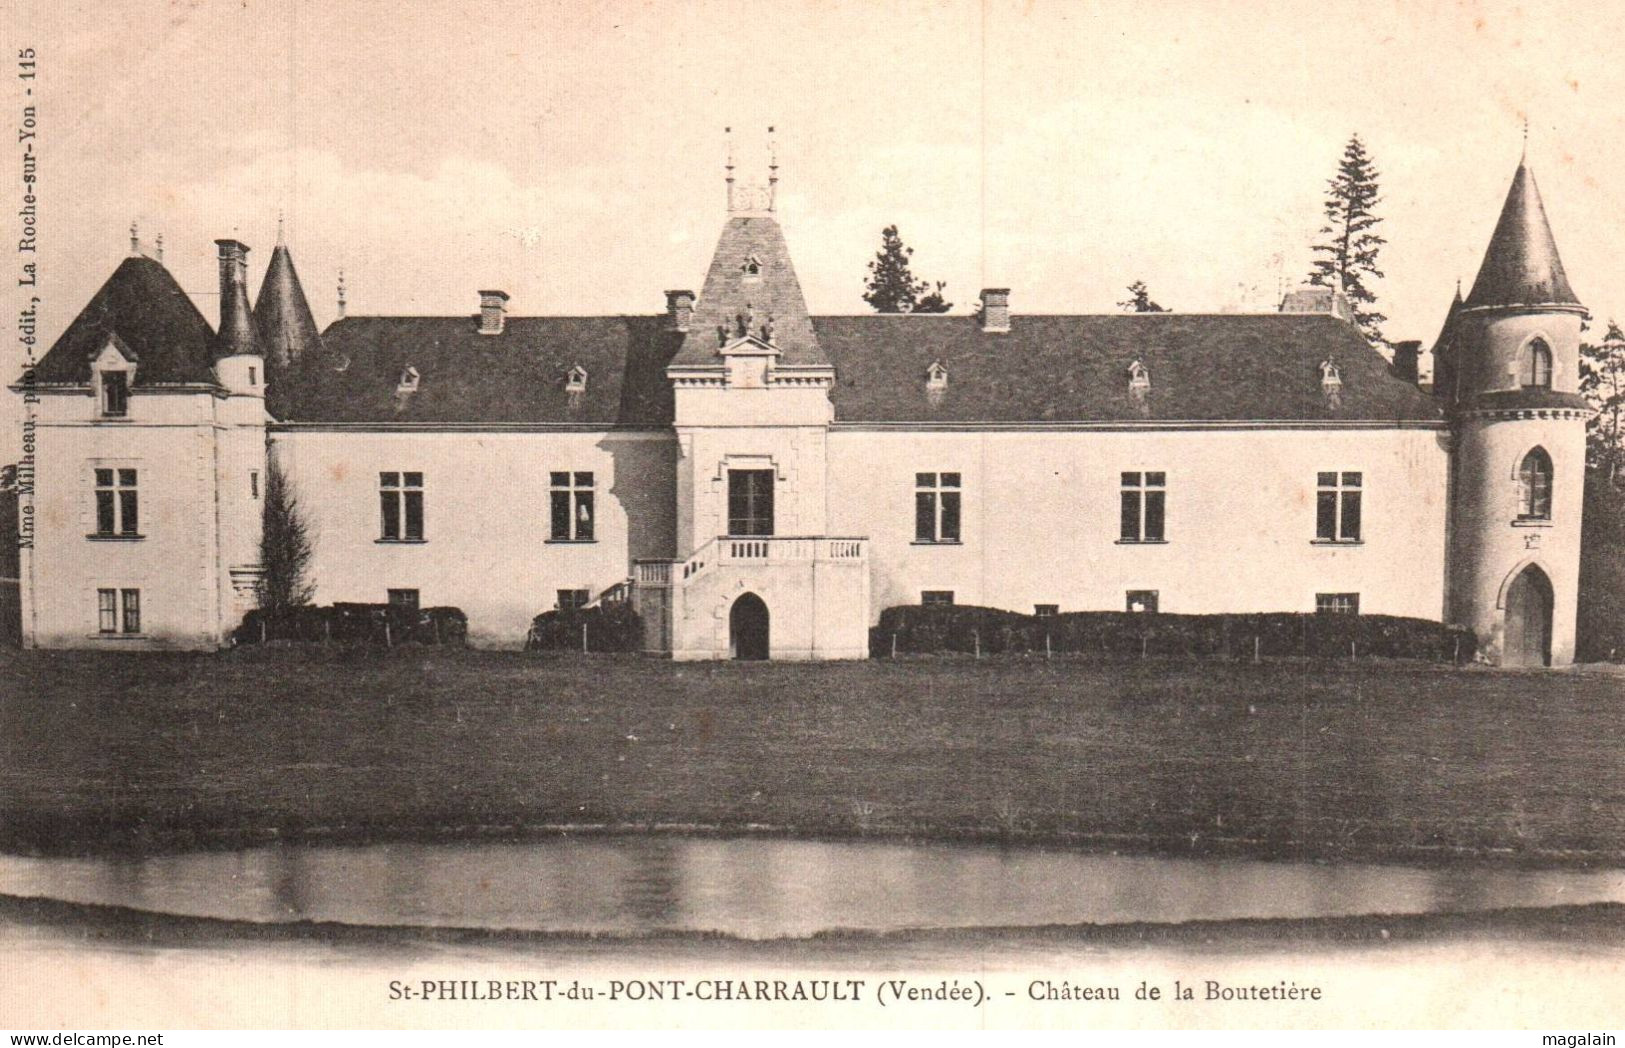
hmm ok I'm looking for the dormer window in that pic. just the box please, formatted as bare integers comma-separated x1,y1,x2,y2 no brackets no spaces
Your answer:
566,366,588,394
1319,359,1345,393
100,370,129,417
1523,338,1553,389
397,365,420,393
926,361,948,391
1128,359,1151,393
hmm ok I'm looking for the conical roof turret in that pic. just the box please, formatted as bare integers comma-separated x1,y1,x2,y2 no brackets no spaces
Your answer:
1463,161,1582,311
254,223,323,368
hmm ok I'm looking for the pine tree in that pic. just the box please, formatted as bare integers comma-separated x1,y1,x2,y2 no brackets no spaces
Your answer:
1307,134,1387,343
863,225,950,313
1118,280,1167,313
1581,320,1625,481
260,453,314,610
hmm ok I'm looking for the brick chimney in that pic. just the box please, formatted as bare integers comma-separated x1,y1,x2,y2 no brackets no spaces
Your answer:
1391,339,1421,384
665,289,695,332
979,288,1011,333
478,290,509,335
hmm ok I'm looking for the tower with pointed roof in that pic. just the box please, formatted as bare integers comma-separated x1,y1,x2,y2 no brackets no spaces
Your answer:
254,219,324,374
1445,157,1592,666
210,239,271,630
642,138,866,659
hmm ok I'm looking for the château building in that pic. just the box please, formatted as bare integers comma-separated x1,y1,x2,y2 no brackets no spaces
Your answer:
12,154,1592,665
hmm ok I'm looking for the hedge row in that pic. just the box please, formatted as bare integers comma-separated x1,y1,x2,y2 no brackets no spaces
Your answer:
236,603,468,646
869,604,1477,663
526,602,643,653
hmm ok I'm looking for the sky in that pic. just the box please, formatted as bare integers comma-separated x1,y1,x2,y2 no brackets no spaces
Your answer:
7,0,1624,397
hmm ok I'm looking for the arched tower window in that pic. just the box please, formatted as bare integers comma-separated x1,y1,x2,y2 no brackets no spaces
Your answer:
1518,447,1553,520
1523,338,1553,389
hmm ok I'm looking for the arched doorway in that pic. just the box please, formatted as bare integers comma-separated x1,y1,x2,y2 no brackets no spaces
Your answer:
1503,565,1553,668
729,593,769,661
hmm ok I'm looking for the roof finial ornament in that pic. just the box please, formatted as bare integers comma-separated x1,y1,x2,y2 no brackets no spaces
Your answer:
154,233,164,263
276,209,286,247
1521,114,1529,162
336,268,347,319
767,125,778,212
724,126,736,211
129,220,139,257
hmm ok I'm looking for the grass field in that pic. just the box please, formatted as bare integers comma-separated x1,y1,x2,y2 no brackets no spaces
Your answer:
1,647,1621,864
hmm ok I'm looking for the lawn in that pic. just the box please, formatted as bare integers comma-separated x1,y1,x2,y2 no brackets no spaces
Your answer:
0,647,1621,865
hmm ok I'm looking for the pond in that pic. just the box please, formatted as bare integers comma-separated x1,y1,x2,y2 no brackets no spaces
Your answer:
2,836,1620,939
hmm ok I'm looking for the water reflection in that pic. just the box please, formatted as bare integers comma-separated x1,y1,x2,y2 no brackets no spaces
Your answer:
0,837,1619,939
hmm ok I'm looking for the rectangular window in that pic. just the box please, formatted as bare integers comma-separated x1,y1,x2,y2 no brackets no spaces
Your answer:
97,589,117,633
728,469,774,537
557,588,590,611
549,471,596,541
1316,592,1360,615
1120,471,1166,542
120,589,141,634
1034,604,1058,617
1315,471,1362,542
101,372,129,417
387,588,420,613
1126,590,1159,614
93,467,139,536
380,471,424,541
250,470,260,499
921,590,955,606
97,588,140,634
914,472,962,543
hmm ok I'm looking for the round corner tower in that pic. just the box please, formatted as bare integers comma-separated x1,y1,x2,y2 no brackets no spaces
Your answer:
1445,159,1592,666
210,238,270,639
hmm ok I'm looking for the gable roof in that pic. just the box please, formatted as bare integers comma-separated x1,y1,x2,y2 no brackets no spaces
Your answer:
33,256,217,385
1463,162,1582,311
673,215,824,367
818,313,1441,423
280,315,682,425
278,310,1440,426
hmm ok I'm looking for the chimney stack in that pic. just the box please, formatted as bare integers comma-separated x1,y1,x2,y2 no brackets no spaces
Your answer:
212,239,262,359
665,289,695,332
1391,340,1421,384
979,288,1011,333
478,289,509,335
1280,284,1354,322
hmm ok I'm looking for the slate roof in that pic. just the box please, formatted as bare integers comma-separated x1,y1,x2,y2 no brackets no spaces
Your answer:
255,243,324,369
281,315,682,425
819,313,1441,423
282,310,1442,425
673,215,824,367
1463,162,1583,311
33,256,217,385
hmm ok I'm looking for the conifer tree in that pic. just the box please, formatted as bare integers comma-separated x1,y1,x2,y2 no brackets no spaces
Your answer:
1581,320,1625,481
260,453,314,610
864,225,950,313
1118,280,1167,313
1307,134,1387,343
